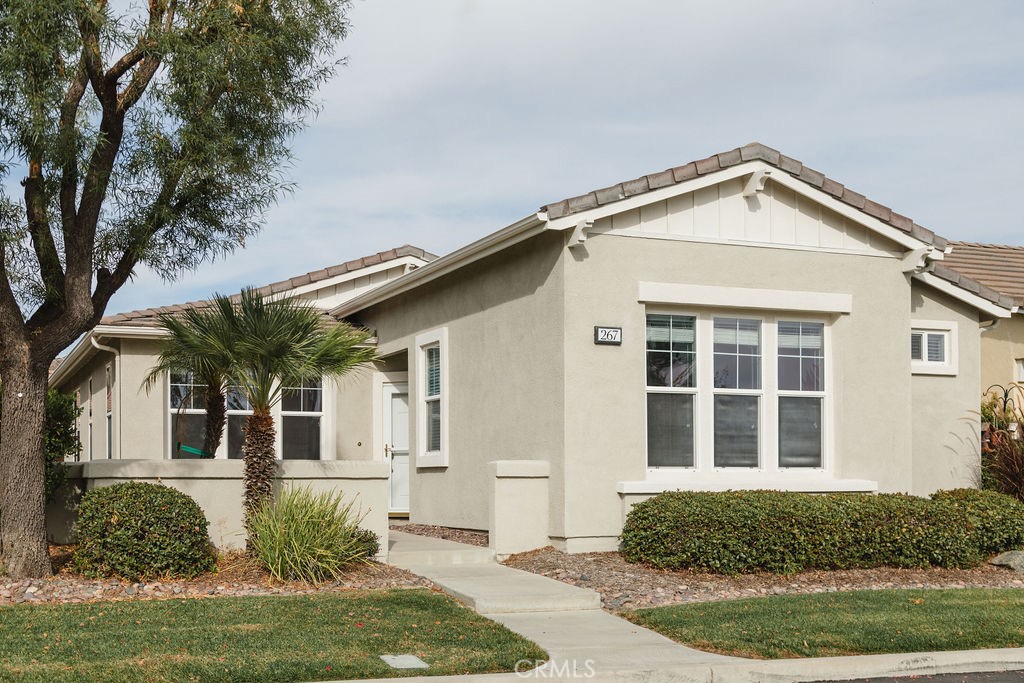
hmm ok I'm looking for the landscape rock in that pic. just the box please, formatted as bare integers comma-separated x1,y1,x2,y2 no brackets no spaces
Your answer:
990,551,1024,572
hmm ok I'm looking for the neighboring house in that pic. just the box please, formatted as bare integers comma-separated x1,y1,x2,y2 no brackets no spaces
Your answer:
941,242,1024,392
50,143,1015,555
49,245,435,464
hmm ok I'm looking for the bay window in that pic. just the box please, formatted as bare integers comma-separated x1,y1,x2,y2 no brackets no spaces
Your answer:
646,312,829,471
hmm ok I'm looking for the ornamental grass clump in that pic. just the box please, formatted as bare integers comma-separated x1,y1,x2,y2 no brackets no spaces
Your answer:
248,486,377,583
73,482,215,581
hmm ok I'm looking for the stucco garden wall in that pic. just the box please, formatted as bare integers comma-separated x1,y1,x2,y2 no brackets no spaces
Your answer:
46,460,389,556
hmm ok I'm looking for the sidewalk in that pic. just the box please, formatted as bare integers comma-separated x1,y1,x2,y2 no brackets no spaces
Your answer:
372,531,1024,682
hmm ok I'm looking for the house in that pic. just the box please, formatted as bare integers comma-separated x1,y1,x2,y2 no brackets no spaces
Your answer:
941,242,1024,393
50,143,1014,556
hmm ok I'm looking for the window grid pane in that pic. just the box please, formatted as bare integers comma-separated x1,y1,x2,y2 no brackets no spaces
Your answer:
778,321,824,392
911,333,923,361
426,398,441,452
425,346,441,397
646,314,696,388
713,318,761,389
926,333,945,363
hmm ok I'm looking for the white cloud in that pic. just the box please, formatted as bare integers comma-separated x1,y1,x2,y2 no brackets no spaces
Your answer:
97,0,1024,316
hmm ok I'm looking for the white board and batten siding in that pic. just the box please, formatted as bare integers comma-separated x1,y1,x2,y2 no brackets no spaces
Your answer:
295,264,412,310
592,178,901,257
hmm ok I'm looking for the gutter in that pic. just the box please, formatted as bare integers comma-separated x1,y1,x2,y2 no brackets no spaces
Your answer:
50,325,164,388
90,336,121,460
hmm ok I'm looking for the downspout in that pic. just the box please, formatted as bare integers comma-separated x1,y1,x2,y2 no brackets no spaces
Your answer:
90,336,121,459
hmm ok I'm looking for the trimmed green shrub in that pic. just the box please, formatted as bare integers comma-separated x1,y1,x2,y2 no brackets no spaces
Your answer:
931,488,1024,555
620,490,1003,575
73,482,215,580
248,486,373,583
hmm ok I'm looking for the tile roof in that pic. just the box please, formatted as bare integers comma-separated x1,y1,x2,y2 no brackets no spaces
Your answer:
541,142,945,249
540,141,1013,311
942,241,1024,307
100,245,437,327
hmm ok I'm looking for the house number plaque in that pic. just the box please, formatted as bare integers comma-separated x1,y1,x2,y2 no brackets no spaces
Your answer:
594,326,622,345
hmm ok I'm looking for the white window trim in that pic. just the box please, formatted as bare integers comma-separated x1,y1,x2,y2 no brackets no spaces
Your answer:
414,327,449,468
910,320,958,376
644,309,834,477
165,374,330,460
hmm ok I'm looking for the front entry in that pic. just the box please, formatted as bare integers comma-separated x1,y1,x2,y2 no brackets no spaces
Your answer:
383,383,410,514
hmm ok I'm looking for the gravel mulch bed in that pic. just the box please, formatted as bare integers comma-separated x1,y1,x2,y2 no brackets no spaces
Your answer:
504,547,1024,611
0,545,432,606
391,523,489,547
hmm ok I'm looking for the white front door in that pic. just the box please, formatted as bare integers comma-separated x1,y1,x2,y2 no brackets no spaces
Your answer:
383,383,410,514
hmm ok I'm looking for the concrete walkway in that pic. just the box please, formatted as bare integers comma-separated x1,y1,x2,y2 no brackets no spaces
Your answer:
386,530,733,673
377,531,1024,682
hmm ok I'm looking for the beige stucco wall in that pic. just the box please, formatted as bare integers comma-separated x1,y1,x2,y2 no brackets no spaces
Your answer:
909,283,982,494
558,232,918,547
356,231,567,532
979,316,1024,392
47,460,390,554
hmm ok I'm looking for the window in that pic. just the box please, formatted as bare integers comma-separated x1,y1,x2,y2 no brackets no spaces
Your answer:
646,314,696,467
910,321,957,376
1016,359,1024,384
226,385,253,460
281,378,322,460
645,312,829,471
777,321,824,468
105,365,113,459
87,377,93,461
415,328,448,467
170,371,209,459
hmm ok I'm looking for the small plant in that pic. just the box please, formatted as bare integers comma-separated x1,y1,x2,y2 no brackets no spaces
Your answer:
73,482,215,580
980,385,1024,501
247,486,374,583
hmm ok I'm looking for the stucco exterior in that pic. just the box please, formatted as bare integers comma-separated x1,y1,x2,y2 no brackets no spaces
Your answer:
47,145,1009,556
979,316,1024,392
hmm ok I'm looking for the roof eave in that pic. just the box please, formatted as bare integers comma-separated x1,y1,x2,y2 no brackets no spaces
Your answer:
50,326,167,387
331,212,549,319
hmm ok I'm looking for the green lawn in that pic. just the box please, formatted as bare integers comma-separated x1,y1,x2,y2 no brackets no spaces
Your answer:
0,589,546,682
626,588,1024,659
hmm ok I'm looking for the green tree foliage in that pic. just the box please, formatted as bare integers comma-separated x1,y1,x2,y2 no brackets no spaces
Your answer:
44,388,81,500
142,305,237,458
0,0,351,578
154,288,376,542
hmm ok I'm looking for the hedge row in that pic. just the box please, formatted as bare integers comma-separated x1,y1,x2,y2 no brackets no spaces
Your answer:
620,489,1024,574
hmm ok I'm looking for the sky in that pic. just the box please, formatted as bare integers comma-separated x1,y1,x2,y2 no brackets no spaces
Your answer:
102,0,1024,315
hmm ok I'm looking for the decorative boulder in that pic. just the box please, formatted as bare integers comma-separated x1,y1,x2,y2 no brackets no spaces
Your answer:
990,551,1024,572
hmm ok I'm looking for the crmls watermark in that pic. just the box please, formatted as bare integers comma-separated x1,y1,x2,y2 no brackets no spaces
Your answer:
514,659,597,679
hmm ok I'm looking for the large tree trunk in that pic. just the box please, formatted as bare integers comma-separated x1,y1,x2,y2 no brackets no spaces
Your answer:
0,349,52,578
202,383,225,458
242,409,276,549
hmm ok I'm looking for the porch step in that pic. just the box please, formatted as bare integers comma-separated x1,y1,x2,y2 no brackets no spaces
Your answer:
400,563,603,614
387,530,496,567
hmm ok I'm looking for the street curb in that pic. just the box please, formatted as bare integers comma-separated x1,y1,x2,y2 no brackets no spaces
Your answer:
327,647,1024,682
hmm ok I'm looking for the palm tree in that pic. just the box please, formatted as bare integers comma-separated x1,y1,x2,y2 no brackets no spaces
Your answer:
144,306,237,458
209,288,376,538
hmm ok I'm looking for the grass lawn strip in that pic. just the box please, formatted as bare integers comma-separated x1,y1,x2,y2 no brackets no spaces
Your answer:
0,588,546,682
626,588,1024,659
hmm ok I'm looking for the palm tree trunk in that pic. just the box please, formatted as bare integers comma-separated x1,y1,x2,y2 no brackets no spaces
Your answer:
242,409,276,548
202,383,225,458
